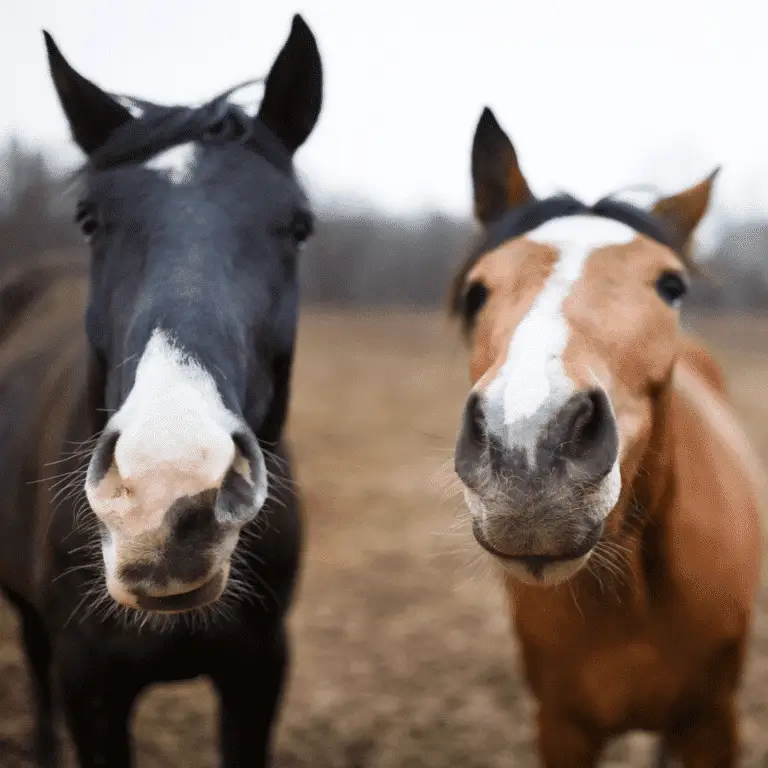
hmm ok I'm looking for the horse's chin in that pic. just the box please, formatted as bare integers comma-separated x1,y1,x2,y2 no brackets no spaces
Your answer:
470,512,601,587
133,567,229,614
105,562,231,616
491,551,592,587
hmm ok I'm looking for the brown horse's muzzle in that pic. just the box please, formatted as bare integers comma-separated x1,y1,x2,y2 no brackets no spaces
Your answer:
455,388,621,585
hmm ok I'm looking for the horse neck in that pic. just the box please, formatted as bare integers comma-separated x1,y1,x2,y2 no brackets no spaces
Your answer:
583,365,717,605
633,383,679,528
576,384,679,612
617,382,681,604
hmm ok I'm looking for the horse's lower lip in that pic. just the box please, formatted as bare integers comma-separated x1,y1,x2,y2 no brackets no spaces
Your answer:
471,521,602,565
134,569,226,613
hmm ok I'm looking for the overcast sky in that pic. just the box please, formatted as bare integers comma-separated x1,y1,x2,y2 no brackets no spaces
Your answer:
4,0,768,245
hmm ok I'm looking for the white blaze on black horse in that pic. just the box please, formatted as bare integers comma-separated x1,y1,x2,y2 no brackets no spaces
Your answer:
86,326,268,612
0,14,322,768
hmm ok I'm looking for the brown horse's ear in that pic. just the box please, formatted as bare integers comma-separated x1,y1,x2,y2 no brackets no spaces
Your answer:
651,167,720,251
471,107,534,226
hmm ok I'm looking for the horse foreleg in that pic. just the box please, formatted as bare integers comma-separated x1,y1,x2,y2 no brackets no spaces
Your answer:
212,626,288,768
3,590,57,768
20,607,57,767
55,635,139,768
663,696,738,768
655,737,677,768
536,706,605,768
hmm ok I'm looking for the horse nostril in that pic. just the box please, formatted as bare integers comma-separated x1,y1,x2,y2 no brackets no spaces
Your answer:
90,430,120,484
466,393,487,446
555,389,618,479
230,428,264,487
566,392,597,446
232,430,259,465
455,392,488,484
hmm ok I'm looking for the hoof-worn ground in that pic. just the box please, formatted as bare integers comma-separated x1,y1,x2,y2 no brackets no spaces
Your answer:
0,310,766,767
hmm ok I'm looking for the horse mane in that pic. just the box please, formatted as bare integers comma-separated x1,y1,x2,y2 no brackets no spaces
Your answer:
71,80,294,180
448,193,687,318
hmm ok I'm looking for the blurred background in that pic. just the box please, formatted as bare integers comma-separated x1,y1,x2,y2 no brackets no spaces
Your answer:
1,1,767,766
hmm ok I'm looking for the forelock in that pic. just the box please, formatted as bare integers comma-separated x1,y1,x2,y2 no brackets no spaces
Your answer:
78,87,294,179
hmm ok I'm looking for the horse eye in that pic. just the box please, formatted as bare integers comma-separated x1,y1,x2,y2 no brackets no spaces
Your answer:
655,271,688,307
462,281,490,322
274,212,314,250
291,213,313,245
202,112,247,143
75,202,99,241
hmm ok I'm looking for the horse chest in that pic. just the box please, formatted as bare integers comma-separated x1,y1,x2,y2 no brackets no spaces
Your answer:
518,622,694,733
569,639,677,730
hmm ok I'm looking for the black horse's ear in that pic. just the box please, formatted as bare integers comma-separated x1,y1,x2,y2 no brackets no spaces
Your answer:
257,15,323,154
471,107,534,226
43,31,134,155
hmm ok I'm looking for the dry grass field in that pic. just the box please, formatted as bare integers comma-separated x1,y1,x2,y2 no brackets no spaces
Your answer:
0,309,766,767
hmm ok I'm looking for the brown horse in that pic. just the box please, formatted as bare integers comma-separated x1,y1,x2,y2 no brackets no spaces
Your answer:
449,107,765,767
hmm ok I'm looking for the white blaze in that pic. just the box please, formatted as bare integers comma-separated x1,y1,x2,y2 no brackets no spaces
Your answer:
112,330,239,486
87,330,254,536
483,215,636,462
144,142,197,185
114,95,145,119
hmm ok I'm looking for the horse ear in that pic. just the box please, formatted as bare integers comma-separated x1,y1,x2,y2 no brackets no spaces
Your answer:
257,15,323,154
471,107,534,226
43,31,134,156
651,167,720,248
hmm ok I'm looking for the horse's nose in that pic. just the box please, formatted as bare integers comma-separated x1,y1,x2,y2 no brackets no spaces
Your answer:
87,421,266,535
89,430,120,485
455,392,488,485
113,417,236,493
543,388,618,481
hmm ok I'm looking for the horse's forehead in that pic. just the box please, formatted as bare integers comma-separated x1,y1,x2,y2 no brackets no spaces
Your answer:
144,143,198,185
524,215,637,260
470,215,641,292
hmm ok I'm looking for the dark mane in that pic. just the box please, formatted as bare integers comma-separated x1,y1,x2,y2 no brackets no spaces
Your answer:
449,194,687,317
78,84,294,178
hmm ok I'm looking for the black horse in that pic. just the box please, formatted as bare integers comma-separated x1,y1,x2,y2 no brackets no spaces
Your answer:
0,14,322,767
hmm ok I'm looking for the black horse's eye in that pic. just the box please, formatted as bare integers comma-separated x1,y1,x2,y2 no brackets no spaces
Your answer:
202,111,247,143
462,281,489,322
75,202,99,241
290,212,314,245
276,211,313,248
655,270,688,307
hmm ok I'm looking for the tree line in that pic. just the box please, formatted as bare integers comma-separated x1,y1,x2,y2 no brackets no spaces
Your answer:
2,138,767,310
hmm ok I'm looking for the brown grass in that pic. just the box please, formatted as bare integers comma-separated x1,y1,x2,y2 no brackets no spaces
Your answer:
0,309,766,767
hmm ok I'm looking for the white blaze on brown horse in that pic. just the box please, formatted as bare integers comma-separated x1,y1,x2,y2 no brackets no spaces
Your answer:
450,107,765,767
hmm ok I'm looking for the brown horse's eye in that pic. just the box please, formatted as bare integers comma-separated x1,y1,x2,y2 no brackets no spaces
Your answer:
655,270,688,308
462,281,489,323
